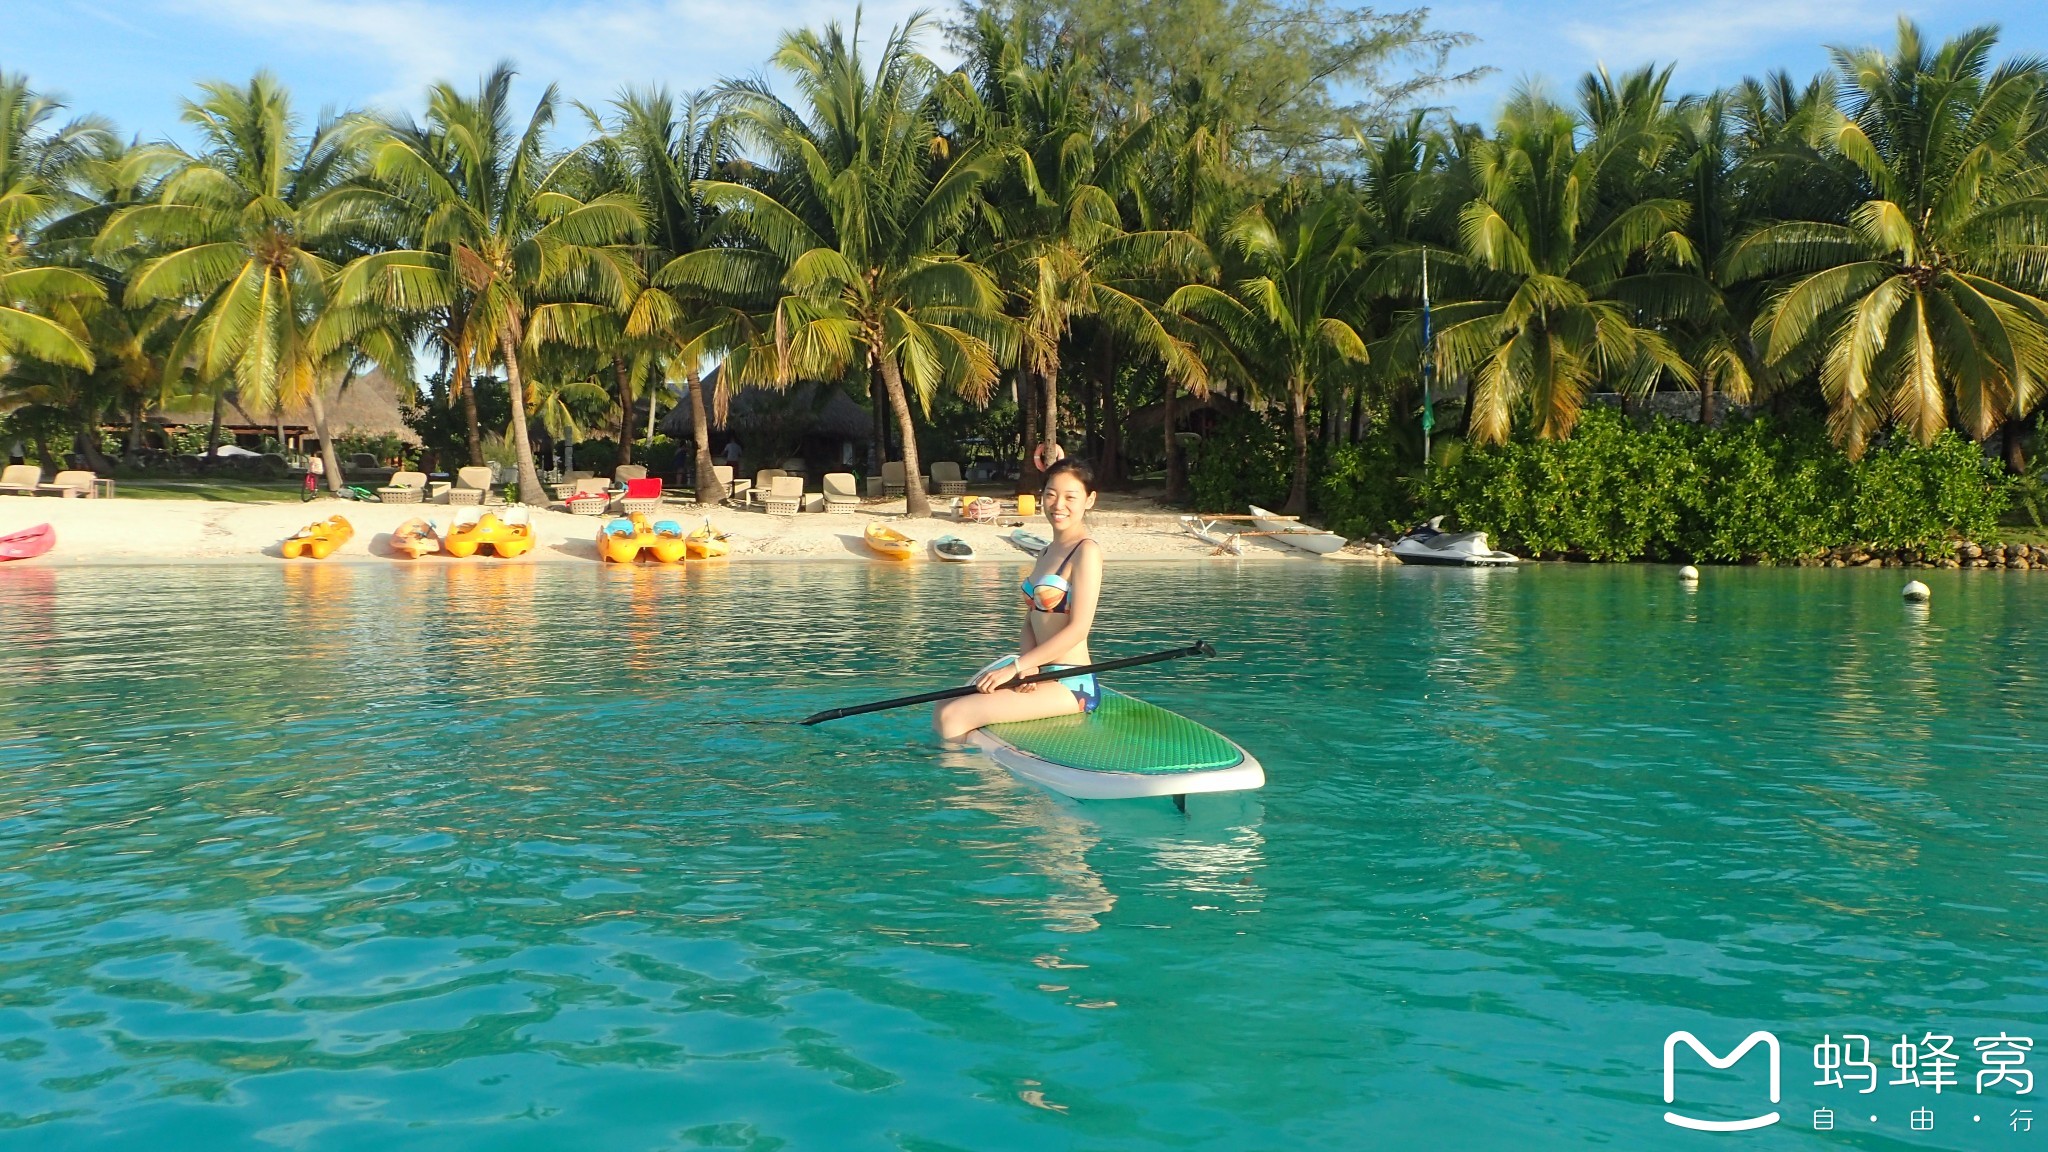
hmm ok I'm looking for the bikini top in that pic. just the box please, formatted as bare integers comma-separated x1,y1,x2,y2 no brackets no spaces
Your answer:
1022,540,1089,613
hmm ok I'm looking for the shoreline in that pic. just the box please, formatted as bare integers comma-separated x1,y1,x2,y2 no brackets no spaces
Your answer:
1,494,1385,568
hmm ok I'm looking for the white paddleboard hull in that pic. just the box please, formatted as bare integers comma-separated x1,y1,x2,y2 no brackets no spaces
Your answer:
969,731,1266,800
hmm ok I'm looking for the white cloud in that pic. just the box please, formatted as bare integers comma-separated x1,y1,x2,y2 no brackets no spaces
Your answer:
1560,0,1893,74
158,0,939,118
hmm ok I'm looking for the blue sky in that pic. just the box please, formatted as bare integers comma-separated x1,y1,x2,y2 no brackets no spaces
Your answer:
9,0,2048,142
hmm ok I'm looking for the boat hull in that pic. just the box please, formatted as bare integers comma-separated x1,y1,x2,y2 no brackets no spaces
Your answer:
1247,505,1345,554
0,523,54,562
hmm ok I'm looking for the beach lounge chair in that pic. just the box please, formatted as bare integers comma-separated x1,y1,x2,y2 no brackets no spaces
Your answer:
615,477,664,515
882,461,906,497
821,472,860,513
761,475,805,516
715,465,745,503
0,464,43,496
614,464,647,484
551,470,595,501
36,470,96,498
447,465,494,505
744,468,786,509
377,470,428,504
929,460,966,495
562,477,611,514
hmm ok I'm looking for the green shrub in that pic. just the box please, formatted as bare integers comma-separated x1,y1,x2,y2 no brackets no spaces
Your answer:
1419,407,2009,561
1187,411,1290,513
1314,434,1417,537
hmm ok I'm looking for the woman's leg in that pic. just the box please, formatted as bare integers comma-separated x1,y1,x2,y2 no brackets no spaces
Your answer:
934,684,1083,740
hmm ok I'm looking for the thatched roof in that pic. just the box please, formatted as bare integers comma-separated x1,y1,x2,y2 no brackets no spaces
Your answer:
659,370,873,442
153,367,417,442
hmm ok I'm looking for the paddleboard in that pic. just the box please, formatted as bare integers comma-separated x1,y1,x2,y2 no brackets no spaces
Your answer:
971,688,1265,800
1007,529,1049,556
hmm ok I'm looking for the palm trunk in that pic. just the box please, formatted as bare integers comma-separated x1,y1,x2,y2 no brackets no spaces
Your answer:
614,356,635,466
498,320,547,505
1698,372,1717,425
1163,385,1184,501
202,389,225,471
2005,418,2028,475
1285,376,1311,517
868,358,888,476
1081,361,1099,460
688,367,721,501
307,373,349,496
876,346,930,517
1019,369,1040,490
127,395,144,457
1096,341,1121,483
1041,364,1061,464
75,420,115,474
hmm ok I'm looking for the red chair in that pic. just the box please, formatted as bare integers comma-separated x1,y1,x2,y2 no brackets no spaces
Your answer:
615,477,664,515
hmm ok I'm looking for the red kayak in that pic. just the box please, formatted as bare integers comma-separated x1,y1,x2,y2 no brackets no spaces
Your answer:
0,523,55,562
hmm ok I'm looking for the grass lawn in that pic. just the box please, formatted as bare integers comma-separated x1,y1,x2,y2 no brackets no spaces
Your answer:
117,478,305,503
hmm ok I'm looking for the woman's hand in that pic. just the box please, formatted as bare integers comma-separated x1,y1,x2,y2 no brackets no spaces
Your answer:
975,661,1037,693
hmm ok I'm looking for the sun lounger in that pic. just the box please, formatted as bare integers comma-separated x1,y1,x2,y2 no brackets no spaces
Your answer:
551,470,595,501
0,465,42,496
377,470,428,504
615,477,664,515
447,465,495,505
882,461,906,497
929,460,966,495
761,475,805,516
35,470,96,498
613,464,647,484
821,472,860,513
745,468,787,509
562,477,612,515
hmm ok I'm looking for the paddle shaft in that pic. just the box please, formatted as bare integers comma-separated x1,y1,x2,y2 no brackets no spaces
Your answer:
799,641,1216,726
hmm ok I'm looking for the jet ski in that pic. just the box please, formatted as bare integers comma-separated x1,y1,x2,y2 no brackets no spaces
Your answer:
1391,516,1521,567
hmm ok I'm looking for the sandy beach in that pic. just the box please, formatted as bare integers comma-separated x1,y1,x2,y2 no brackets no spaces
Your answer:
4,493,1389,566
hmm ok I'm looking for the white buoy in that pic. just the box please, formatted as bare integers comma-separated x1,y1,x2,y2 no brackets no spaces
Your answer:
1903,580,1931,603
1679,565,1700,582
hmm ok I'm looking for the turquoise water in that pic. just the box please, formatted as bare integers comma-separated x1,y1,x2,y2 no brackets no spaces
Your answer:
1,560,2043,1149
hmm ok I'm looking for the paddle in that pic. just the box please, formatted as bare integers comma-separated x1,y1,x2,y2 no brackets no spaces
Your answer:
799,641,1217,726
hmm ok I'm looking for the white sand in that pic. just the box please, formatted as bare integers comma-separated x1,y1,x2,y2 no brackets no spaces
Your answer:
4,492,1391,567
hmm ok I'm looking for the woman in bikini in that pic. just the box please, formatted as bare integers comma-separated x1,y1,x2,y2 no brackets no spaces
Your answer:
934,458,1102,740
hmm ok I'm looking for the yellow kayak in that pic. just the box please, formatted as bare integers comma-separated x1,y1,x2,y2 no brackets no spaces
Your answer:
685,519,731,559
650,519,689,564
865,522,915,561
390,517,440,559
282,514,353,560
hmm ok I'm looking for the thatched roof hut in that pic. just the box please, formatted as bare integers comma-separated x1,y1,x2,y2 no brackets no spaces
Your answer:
150,368,418,449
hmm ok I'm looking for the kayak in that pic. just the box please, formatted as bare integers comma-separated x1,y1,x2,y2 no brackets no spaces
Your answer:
390,517,441,558
685,519,731,559
932,534,975,562
0,523,54,562
972,689,1266,801
1247,504,1346,554
865,522,915,561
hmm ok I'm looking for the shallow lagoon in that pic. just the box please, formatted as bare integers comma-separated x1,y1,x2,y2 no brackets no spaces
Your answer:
1,561,2042,1149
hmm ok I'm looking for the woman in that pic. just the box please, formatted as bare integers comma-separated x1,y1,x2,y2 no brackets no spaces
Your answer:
935,458,1102,740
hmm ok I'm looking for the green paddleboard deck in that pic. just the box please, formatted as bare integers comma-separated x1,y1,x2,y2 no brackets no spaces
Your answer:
982,689,1245,775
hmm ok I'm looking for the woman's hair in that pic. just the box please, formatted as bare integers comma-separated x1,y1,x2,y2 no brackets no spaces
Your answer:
1042,457,1097,494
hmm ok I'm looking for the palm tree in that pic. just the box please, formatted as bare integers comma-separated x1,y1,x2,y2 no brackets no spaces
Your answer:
584,87,736,497
958,16,1213,485
1425,94,1700,444
339,64,643,504
0,74,107,378
1171,187,1370,514
682,17,1009,517
96,74,376,481
1727,21,2048,462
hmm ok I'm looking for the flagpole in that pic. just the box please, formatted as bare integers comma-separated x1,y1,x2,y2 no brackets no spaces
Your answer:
1421,249,1435,471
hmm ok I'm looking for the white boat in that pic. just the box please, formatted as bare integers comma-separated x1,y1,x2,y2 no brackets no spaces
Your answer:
1179,515,1245,555
932,534,976,562
1390,517,1521,567
1247,505,1346,554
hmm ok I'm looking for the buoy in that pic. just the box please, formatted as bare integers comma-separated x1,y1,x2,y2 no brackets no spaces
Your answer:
1679,565,1700,582
1903,580,1931,603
